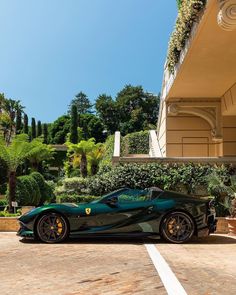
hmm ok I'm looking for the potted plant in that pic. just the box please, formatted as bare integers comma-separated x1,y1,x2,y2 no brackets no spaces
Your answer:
225,195,236,235
207,173,236,235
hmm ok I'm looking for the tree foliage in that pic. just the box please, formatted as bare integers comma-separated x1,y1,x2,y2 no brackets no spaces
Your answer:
43,123,48,144
23,114,29,135
16,109,22,134
31,118,36,139
95,85,159,135
95,94,119,134
49,115,70,144
37,120,42,137
69,92,93,114
80,114,105,142
70,105,78,144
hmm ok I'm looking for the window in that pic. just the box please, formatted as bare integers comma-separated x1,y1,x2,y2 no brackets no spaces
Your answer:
117,189,150,203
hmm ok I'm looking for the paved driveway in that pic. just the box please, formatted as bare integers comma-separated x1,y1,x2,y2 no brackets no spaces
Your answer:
0,233,235,295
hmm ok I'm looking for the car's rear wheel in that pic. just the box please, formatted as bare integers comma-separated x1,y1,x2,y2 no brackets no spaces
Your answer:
160,212,195,244
36,212,69,243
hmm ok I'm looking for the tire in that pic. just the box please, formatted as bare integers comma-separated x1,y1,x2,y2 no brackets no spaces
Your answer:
160,211,195,244
36,212,69,244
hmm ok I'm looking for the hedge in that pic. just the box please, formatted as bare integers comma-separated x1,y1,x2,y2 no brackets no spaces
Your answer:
88,163,234,197
98,135,114,171
122,131,149,155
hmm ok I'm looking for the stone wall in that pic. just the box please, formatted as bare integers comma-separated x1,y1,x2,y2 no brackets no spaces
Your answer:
0,217,19,232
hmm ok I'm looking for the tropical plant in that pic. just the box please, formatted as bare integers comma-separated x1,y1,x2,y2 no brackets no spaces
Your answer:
0,94,25,144
66,138,96,177
88,143,104,175
207,173,236,217
28,138,55,171
0,134,38,211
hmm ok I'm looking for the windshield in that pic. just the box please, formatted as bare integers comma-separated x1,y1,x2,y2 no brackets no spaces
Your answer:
90,188,129,203
91,188,152,203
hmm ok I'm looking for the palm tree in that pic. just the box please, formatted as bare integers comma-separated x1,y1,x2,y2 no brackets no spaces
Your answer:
0,134,37,212
0,95,24,145
88,143,104,175
28,138,55,171
67,138,95,177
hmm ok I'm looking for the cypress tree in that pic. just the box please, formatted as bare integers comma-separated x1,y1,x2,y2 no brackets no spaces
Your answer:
23,114,29,134
43,123,48,144
16,110,22,134
70,105,78,143
37,120,42,137
31,118,36,139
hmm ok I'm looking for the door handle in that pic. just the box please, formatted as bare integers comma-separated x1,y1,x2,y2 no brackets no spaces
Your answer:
147,206,154,214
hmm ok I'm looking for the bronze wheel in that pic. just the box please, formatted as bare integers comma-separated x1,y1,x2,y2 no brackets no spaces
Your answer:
161,212,195,244
36,213,68,243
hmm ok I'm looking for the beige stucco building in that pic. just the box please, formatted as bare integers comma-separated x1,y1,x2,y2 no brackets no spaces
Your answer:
157,0,236,158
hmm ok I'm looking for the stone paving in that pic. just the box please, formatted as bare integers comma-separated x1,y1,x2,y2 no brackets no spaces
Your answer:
0,233,165,295
0,233,236,295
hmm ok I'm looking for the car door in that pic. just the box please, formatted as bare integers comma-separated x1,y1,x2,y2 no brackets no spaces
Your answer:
90,189,155,233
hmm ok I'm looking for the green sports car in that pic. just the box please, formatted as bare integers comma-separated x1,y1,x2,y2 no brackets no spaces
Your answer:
17,187,217,244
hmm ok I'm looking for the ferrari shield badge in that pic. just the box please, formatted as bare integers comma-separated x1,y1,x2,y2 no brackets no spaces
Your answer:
85,208,91,215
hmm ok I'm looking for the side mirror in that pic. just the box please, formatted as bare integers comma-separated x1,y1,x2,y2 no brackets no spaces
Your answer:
105,197,118,207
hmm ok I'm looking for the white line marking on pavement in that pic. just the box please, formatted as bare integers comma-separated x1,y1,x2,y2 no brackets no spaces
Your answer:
145,244,188,295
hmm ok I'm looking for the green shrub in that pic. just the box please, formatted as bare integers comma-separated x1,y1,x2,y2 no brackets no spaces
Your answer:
98,135,114,171
31,172,54,204
0,210,21,217
88,163,233,197
56,194,99,204
0,183,7,195
55,177,88,196
14,175,41,206
122,131,149,155
0,198,7,206
12,173,54,206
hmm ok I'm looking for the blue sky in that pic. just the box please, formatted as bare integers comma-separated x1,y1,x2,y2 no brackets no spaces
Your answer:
0,0,177,123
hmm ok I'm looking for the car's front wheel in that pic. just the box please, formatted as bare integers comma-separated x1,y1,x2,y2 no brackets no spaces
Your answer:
36,212,69,243
160,211,195,244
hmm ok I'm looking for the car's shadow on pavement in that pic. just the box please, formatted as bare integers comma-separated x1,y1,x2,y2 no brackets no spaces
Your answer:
19,234,236,245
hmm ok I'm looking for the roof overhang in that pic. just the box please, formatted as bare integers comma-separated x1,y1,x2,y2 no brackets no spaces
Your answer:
166,0,236,100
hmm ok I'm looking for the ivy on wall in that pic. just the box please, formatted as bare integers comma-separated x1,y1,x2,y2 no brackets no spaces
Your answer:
167,0,206,73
